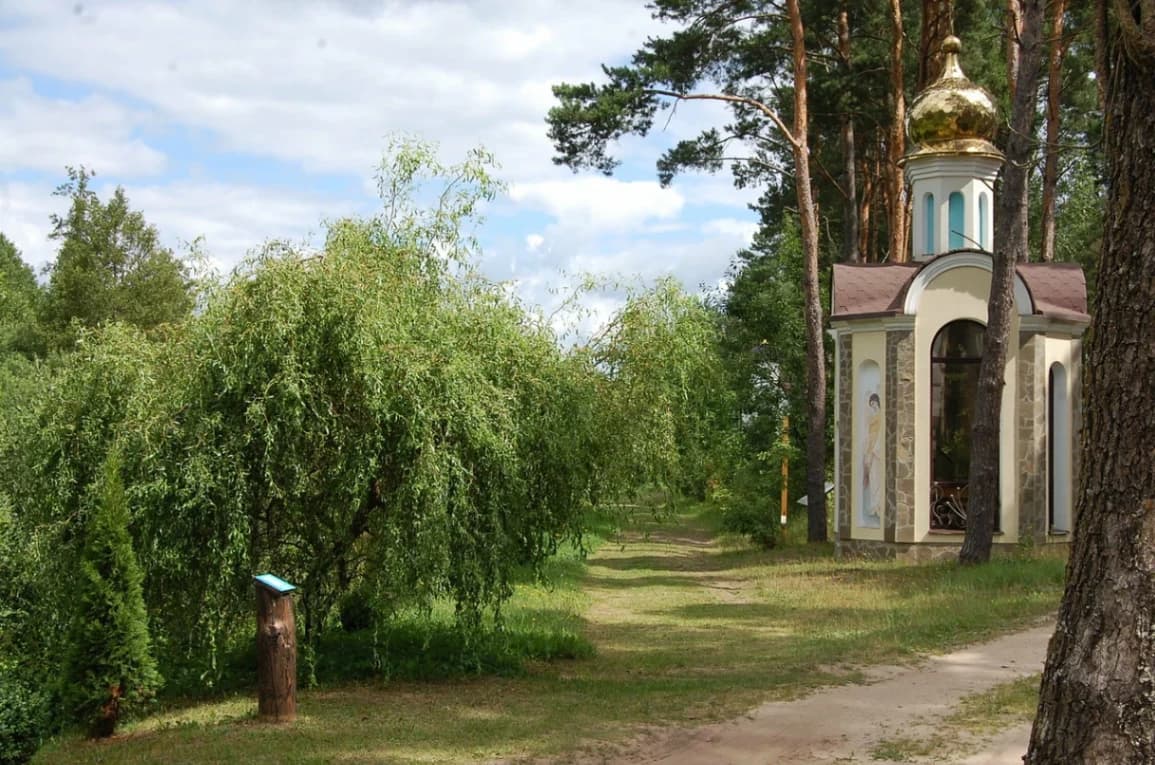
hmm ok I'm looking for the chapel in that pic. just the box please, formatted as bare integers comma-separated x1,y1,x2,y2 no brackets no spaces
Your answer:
829,36,1089,560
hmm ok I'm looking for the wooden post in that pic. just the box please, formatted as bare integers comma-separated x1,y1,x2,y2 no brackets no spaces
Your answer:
254,574,297,723
780,415,790,527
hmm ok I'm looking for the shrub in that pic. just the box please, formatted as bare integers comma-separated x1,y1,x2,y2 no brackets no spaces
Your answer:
0,675,49,765
716,463,779,549
60,450,160,738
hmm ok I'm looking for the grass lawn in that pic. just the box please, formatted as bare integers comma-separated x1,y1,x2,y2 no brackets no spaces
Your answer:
34,506,1065,764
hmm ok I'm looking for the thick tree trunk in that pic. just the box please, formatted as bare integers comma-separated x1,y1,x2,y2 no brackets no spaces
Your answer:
888,0,909,263
839,2,860,263
1025,1,1155,759
1040,0,1067,263
786,0,827,542
918,0,954,88
959,0,1044,565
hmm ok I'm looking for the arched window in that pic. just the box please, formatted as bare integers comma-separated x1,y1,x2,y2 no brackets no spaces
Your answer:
923,193,936,255
930,320,988,531
1049,363,1071,533
949,192,966,249
978,193,989,251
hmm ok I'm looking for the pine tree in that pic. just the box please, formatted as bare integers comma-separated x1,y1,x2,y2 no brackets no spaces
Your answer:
61,449,160,738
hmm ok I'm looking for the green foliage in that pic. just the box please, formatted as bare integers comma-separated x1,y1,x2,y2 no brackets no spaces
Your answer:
585,278,741,501
0,674,50,765
60,449,160,738
0,233,44,357
41,167,193,350
0,139,749,705
715,461,779,549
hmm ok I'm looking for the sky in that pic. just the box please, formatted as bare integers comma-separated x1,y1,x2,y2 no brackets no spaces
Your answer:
0,0,760,333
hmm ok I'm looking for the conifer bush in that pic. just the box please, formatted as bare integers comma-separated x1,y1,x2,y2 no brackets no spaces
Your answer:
60,450,160,738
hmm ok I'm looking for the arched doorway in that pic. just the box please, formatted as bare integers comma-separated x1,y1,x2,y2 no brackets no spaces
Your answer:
929,320,989,531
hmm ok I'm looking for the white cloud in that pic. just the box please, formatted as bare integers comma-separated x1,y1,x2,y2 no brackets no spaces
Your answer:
0,1,666,182
0,79,166,176
702,217,758,245
120,182,364,269
0,180,68,270
509,177,684,230
0,176,361,273
0,1,767,320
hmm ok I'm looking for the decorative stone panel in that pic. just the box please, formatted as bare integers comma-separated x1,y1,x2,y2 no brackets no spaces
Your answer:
838,336,853,540
887,329,916,543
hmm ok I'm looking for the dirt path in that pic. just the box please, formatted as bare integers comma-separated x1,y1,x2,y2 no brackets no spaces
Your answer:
558,518,1054,765
600,622,1051,764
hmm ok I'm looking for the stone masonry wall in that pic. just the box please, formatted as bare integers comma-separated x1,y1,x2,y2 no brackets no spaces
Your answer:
886,330,916,543
838,337,853,540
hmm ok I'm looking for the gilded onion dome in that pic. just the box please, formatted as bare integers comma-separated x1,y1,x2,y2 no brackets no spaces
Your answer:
907,36,1002,159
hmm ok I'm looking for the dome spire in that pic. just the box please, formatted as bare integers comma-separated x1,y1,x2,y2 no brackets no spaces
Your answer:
907,36,1002,159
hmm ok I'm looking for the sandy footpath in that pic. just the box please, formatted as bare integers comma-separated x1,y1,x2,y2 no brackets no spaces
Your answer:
597,622,1052,764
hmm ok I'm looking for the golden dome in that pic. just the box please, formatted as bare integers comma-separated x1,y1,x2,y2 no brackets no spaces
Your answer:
907,36,1001,157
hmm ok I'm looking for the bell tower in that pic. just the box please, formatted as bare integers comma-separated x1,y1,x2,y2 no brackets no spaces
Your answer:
903,36,1003,259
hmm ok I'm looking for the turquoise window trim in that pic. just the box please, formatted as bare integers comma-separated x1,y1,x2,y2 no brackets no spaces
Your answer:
948,192,965,250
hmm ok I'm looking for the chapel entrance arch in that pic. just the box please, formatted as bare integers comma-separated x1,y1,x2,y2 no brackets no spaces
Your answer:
929,319,993,532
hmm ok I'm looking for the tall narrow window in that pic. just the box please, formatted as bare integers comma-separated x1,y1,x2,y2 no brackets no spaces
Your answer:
1049,363,1071,533
930,320,990,531
978,193,989,251
924,193,936,255
948,192,965,249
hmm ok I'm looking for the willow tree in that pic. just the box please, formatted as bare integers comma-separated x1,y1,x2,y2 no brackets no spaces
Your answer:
1025,0,1155,759
547,0,829,540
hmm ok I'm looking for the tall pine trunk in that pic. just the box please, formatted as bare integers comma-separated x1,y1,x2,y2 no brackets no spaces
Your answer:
1040,0,1067,263
786,0,828,542
839,2,860,263
1025,0,1155,758
919,0,955,88
888,0,909,263
958,0,1044,565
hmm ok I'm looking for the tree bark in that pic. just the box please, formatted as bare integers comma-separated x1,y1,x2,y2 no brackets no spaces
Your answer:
1025,0,1155,759
958,0,1045,565
1007,0,1024,98
1040,0,1068,263
839,2,860,263
256,585,297,723
785,0,827,542
919,0,955,88
889,0,909,263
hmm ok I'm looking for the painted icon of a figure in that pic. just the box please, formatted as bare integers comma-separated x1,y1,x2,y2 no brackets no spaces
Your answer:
861,392,883,525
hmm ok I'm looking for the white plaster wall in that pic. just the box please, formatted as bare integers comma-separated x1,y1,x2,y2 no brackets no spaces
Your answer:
913,266,1020,542
1044,334,1082,536
906,155,1002,257
851,331,886,541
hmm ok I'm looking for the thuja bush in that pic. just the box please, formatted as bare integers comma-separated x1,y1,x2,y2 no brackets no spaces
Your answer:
60,450,160,737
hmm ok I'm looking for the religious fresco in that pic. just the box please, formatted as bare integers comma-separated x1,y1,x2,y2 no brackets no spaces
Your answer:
858,361,882,528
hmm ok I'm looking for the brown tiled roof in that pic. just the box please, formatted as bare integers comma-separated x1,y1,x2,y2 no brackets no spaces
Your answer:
831,255,1089,322
1016,262,1089,321
830,262,919,318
